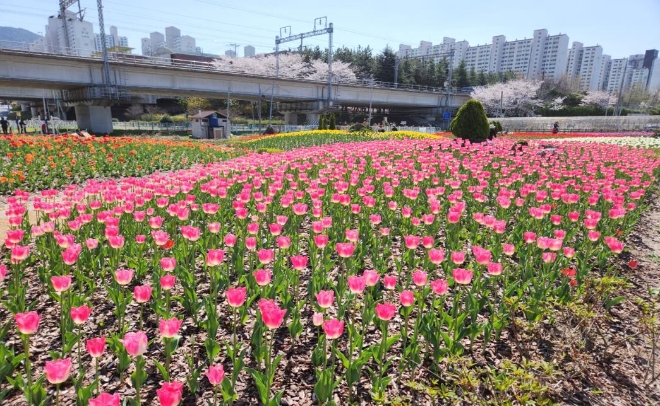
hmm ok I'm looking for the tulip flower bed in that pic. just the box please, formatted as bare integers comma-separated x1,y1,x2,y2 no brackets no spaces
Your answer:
504,131,655,138
235,130,444,151
0,135,236,194
543,136,660,149
1,138,659,405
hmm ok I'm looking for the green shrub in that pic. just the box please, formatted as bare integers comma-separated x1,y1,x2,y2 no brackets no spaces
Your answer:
329,113,336,130
160,114,174,123
450,99,489,141
490,120,502,132
348,123,372,133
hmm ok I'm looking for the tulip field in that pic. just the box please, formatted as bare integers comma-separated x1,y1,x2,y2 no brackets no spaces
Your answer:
1,134,660,405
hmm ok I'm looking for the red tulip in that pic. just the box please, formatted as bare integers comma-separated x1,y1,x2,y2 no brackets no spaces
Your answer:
206,364,225,385
258,299,287,329
375,303,397,321
120,331,148,356
322,318,345,339
133,285,153,303
156,381,184,406
159,317,183,338
45,358,72,384
161,275,176,290
86,337,106,358
70,305,92,325
14,311,40,335
452,268,473,285
89,392,120,406
226,286,247,307
316,290,335,309
51,275,73,293
629,260,638,269
89,393,120,406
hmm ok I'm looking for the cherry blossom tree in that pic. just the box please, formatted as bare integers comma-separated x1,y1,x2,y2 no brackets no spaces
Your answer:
470,79,542,117
212,53,356,82
580,90,617,110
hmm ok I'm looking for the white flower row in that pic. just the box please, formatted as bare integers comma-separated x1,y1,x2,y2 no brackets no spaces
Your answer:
540,137,660,149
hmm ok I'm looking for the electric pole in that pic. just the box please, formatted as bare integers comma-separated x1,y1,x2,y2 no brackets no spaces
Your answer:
228,43,240,57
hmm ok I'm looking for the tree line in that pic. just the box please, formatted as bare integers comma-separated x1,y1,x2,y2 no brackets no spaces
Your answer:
299,45,517,88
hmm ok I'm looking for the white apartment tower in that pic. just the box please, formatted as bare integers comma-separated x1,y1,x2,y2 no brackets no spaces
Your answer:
606,58,628,93
45,10,95,56
165,26,181,49
244,45,255,57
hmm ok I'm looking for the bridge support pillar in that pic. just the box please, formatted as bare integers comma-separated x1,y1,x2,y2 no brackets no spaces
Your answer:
74,105,113,134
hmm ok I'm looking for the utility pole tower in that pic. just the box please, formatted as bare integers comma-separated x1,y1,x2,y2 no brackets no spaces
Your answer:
58,0,84,54
227,43,240,57
96,0,112,89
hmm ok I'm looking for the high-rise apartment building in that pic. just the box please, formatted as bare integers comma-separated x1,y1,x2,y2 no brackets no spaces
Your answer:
94,26,129,52
398,29,569,81
244,45,255,57
45,10,95,56
165,26,181,49
605,58,628,93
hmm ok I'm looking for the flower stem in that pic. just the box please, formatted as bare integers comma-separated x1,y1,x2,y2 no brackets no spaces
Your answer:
95,358,100,395
135,355,142,406
23,335,32,405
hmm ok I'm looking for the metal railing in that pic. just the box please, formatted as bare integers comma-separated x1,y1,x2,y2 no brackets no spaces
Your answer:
0,41,468,95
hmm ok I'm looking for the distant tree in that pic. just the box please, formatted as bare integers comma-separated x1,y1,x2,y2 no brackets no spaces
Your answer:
581,90,617,110
435,58,449,87
318,115,325,130
450,99,489,141
375,46,396,83
477,70,487,86
454,60,469,88
329,113,336,130
470,79,542,117
180,97,211,114
468,66,478,86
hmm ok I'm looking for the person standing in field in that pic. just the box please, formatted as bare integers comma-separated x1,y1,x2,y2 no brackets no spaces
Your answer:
0,117,9,134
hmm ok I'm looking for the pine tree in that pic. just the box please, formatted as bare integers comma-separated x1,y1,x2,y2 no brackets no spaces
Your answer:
449,99,489,141
454,60,470,88
329,113,336,130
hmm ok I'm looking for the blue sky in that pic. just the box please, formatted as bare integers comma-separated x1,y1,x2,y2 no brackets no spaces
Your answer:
3,0,659,58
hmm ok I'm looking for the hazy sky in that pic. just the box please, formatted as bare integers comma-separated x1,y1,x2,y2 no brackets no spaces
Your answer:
3,0,659,58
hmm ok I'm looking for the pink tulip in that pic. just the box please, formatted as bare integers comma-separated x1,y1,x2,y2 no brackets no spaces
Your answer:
89,393,120,406
51,275,73,293
86,337,106,358
542,252,557,263
588,230,600,241
606,238,624,253
447,211,461,223
247,222,260,235
0,264,6,281
114,269,134,286
206,249,225,267
430,279,448,295
224,233,237,247
502,243,515,256
563,247,576,258
160,257,176,272
400,290,415,307
383,275,397,290
226,286,247,307
161,275,176,290
276,236,291,249
6,229,25,244
120,331,148,357
133,285,153,303
208,222,221,234
428,249,445,264
159,317,183,338
412,270,428,286
14,311,40,335
375,303,397,321
152,230,170,246
245,237,257,251
452,268,473,285
269,223,283,235
450,251,465,265
181,225,201,241
253,269,272,286
316,290,335,308
336,243,356,258
345,229,359,243
258,299,287,329
312,312,324,326
347,275,366,294
257,249,275,264
523,232,536,243
156,381,184,406
10,245,30,263
313,235,329,248
45,358,72,384
472,246,491,265
404,235,420,249
290,255,308,270
86,238,99,249
487,262,503,276
322,318,345,340
70,305,92,325
363,270,380,287
206,365,225,385
108,235,125,249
